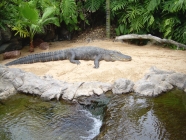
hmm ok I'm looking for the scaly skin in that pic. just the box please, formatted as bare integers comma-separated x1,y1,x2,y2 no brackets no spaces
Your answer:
5,46,132,68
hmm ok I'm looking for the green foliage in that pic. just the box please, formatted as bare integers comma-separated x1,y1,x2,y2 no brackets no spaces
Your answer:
163,0,186,12
60,0,78,31
1,0,185,45
20,3,39,24
0,0,19,29
84,0,104,12
111,0,186,44
12,1,59,51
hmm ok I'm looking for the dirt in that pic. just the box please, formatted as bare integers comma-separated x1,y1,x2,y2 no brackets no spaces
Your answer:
1,38,186,83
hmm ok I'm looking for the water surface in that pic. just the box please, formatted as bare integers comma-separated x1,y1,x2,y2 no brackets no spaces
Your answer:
0,94,101,140
95,89,186,140
0,89,186,140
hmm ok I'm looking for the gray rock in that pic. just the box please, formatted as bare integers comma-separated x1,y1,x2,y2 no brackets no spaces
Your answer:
62,82,83,100
112,78,134,94
0,79,17,99
0,41,22,54
167,73,186,91
134,67,185,96
1,65,186,100
74,82,112,98
0,65,112,101
0,27,12,43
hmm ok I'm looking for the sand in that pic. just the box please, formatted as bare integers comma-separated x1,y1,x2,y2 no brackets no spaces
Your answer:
1,40,186,83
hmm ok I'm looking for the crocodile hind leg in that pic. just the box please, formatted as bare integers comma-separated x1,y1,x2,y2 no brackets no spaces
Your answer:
69,52,81,65
94,55,102,68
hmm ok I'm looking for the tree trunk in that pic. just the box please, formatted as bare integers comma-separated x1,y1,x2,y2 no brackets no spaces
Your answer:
115,34,186,49
29,33,35,52
29,40,34,52
106,0,110,39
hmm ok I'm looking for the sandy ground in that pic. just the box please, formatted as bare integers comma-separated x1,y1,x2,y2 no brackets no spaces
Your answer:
1,40,186,83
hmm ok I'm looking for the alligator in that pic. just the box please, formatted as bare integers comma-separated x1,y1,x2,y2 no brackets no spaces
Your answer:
5,46,132,68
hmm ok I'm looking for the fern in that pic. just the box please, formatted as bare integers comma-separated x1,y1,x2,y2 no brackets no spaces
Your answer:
130,16,144,32
146,0,160,11
61,0,77,24
111,0,127,12
84,0,104,12
163,0,186,12
160,17,181,39
170,0,186,12
173,22,186,44
123,4,143,23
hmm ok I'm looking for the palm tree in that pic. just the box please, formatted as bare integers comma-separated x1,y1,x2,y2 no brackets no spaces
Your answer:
106,0,110,38
12,2,59,52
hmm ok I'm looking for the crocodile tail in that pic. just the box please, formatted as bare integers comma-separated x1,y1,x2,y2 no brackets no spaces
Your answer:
5,51,64,66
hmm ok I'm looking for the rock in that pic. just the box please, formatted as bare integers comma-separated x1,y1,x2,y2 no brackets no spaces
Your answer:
0,40,22,54
44,29,56,41
39,42,49,50
3,50,21,59
0,43,12,54
57,28,71,41
1,65,186,101
133,67,186,96
0,27,12,44
62,82,83,100
74,82,112,98
0,79,17,99
0,65,112,101
0,65,63,100
0,65,17,99
112,78,134,94
167,73,186,91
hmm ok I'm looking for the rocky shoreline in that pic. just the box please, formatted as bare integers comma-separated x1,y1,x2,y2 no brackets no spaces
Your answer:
0,64,186,101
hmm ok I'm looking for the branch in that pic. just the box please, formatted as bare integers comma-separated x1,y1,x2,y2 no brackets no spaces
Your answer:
115,34,186,49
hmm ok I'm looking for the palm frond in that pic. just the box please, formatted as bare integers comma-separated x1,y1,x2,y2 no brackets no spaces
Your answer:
40,17,60,27
41,7,55,21
19,3,39,24
12,23,29,38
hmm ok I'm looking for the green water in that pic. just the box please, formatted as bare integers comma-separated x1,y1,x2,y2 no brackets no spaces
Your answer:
0,94,101,140
96,89,186,140
0,89,186,140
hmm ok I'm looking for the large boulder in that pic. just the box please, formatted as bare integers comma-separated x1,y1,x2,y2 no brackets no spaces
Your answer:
0,38,23,54
112,78,134,94
134,67,186,96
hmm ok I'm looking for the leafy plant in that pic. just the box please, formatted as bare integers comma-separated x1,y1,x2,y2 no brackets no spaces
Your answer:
84,0,104,12
0,0,19,29
111,0,186,45
12,2,59,52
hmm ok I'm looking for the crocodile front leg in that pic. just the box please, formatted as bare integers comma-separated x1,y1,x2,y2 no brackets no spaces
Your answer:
69,51,81,65
94,55,102,68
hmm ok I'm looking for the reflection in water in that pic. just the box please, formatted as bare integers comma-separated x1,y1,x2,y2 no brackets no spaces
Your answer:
0,94,101,140
96,89,186,140
0,89,186,140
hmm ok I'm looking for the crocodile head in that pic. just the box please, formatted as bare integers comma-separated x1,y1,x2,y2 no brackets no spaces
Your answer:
105,51,132,61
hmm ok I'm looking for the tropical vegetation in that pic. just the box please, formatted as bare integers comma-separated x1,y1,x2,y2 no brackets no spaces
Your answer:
0,0,186,47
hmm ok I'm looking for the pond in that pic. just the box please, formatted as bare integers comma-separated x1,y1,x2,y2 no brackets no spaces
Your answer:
95,89,186,140
0,89,186,140
0,94,102,140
